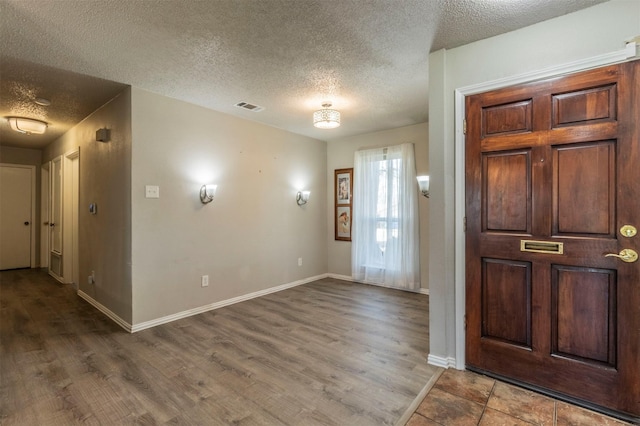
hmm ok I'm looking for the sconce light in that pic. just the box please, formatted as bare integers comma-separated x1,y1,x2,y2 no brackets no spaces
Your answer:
96,128,110,142
200,184,217,204
417,175,430,198
296,190,310,206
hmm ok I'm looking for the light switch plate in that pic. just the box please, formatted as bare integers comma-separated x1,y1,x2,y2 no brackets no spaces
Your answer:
145,185,160,198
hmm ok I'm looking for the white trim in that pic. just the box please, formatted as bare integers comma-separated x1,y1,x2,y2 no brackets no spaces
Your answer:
394,368,444,426
78,289,133,332
327,273,429,295
453,47,634,371
40,163,50,268
0,163,37,268
328,273,354,282
427,354,457,369
62,149,79,286
81,271,430,334
130,273,330,333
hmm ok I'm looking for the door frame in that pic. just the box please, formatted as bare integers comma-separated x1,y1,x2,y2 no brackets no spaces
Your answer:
451,44,638,370
0,163,37,268
40,162,50,268
62,149,79,287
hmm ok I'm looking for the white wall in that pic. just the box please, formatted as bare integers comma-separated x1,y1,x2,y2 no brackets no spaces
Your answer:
326,123,429,290
131,88,328,324
428,0,640,366
43,88,133,323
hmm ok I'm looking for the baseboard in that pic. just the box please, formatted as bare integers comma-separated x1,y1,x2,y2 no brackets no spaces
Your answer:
79,272,425,334
427,354,457,369
77,290,133,332
130,273,330,333
327,273,355,282
327,273,429,295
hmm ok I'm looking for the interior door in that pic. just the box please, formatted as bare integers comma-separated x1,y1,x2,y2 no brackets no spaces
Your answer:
465,61,639,419
0,165,33,269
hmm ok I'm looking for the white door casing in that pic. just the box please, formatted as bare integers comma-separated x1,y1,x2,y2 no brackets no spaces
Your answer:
49,155,63,280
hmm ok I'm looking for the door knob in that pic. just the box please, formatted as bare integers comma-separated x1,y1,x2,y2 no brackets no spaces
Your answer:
24,221,30,226
50,222,55,227
605,249,638,263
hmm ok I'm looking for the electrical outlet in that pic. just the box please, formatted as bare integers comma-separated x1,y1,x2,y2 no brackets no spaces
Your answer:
145,185,160,198
201,275,209,287
298,257,303,266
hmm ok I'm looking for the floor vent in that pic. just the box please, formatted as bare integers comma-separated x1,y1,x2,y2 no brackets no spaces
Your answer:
235,101,264,112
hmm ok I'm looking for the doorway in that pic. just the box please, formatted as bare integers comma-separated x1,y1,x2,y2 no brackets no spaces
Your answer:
0,164,36,270
464,61,639,418
46,151,79,286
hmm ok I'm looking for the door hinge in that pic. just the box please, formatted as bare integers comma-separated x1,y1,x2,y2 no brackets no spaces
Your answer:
463,216,467,232
464,315,467,331
463,119,467,135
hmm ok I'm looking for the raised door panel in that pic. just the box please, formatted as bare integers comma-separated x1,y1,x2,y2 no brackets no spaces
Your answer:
553,142,615,237
483,151,531,233
552,85,616,128
482,100,533,138
482,259,531,348
551,265,616,367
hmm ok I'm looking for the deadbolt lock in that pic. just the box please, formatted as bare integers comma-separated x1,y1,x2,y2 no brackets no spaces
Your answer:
620,225,637,238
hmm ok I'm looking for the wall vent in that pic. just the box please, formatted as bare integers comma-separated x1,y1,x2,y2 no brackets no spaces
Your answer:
235,101,264,112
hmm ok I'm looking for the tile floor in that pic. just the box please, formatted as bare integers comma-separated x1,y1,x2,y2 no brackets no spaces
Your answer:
405,369,634,426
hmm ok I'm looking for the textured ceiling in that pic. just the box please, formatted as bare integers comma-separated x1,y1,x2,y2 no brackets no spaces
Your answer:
0,0,608,149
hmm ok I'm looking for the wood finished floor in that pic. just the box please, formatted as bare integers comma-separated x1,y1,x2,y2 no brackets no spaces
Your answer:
0,269,438,425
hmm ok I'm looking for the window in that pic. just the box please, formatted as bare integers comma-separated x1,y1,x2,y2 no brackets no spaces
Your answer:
351,143,420,291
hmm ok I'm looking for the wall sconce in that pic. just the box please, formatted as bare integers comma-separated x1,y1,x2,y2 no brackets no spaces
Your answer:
296,190,310,206
96,128,111,142
200,184,217,204
417,175,430,198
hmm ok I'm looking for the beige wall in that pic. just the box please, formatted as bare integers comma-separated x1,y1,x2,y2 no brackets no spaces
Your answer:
130,88,327,324
428,0,640,364
0,146,42,166
43,88,133,323
326,123,429,290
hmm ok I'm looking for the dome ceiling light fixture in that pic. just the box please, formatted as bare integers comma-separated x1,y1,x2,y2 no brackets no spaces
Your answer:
7,117,48,135
313,102,341,129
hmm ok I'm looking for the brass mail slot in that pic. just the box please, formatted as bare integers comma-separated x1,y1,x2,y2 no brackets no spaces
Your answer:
520,240,564,254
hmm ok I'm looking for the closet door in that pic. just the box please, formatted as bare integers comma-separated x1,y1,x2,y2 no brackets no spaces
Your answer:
0,165,33,269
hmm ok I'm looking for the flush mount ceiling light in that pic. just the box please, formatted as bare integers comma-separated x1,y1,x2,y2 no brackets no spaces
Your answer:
7,117,48,135
313,102,341,129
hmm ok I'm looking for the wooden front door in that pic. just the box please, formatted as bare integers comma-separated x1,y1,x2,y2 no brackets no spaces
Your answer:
465,60,640,419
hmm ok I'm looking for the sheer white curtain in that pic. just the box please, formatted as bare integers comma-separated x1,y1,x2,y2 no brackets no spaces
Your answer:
351,143,420,291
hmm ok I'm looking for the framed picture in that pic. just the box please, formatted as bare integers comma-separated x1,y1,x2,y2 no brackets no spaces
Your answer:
336,206,351,240
335,168,353,241
336,169,352,205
